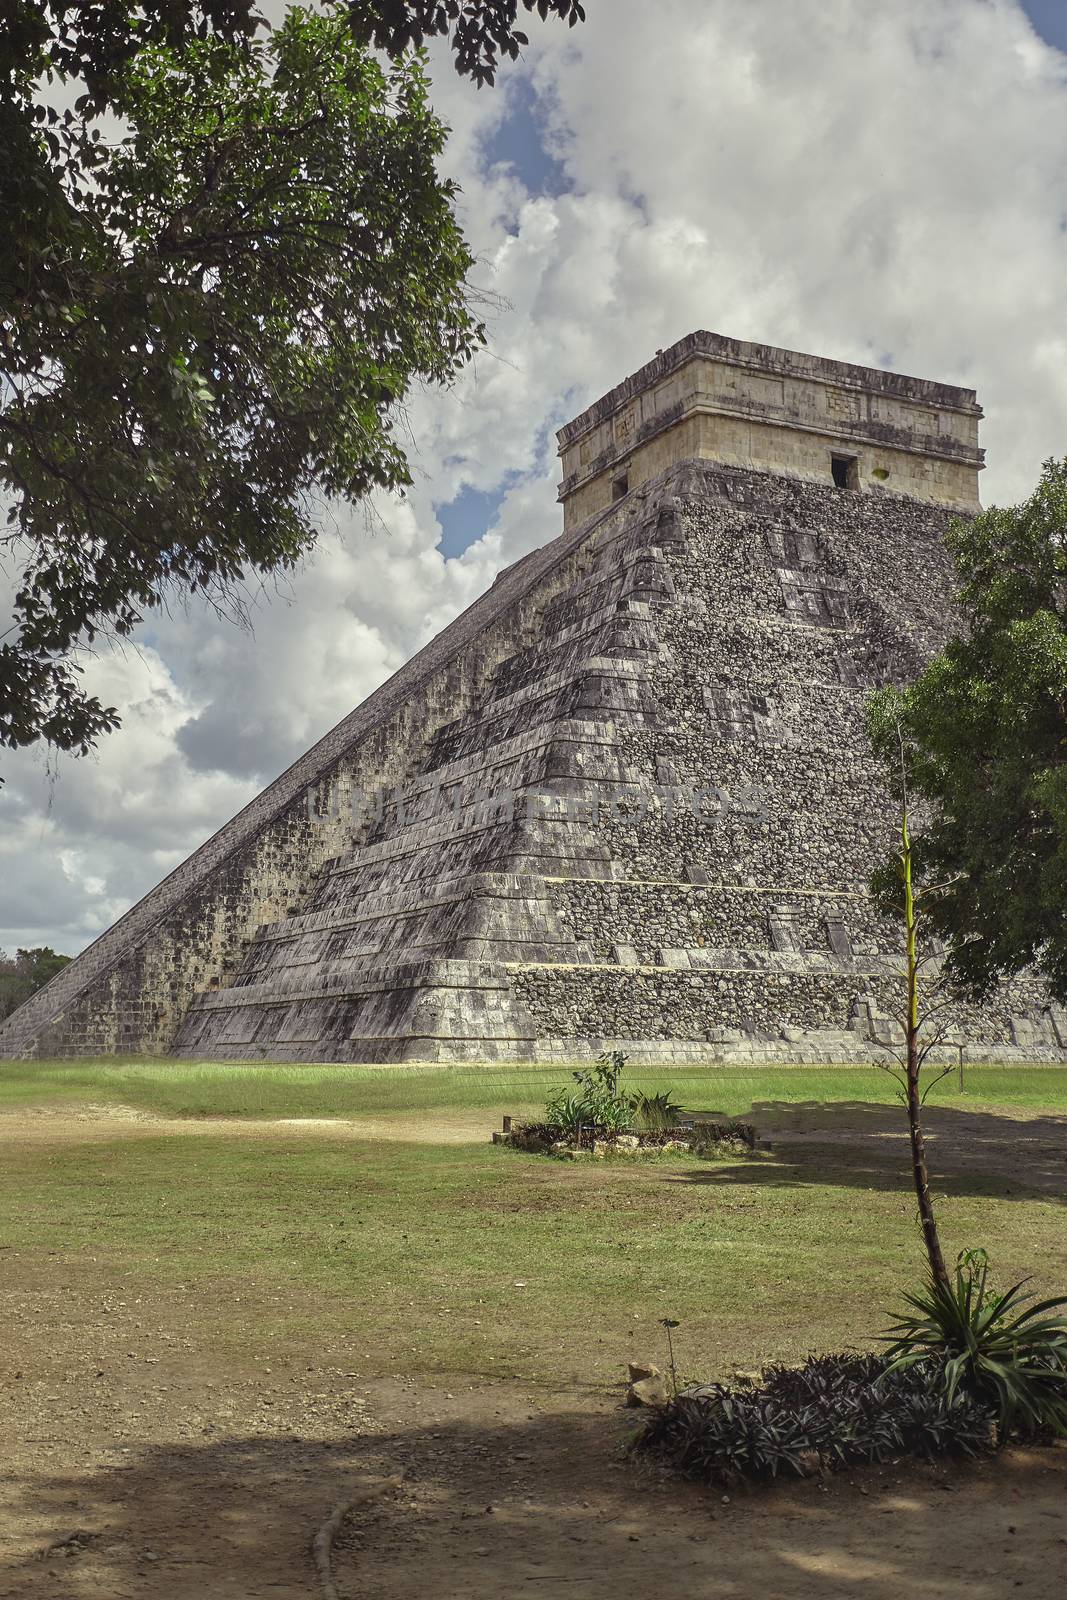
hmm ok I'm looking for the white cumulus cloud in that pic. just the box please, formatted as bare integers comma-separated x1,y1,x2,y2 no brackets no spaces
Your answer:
3,0,1066,952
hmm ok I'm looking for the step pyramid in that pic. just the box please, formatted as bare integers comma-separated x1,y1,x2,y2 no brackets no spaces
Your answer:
3,332,1064,1062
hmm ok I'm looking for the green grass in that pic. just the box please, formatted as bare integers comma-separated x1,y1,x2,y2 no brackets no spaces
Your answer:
1,1124,1063,1386
2,1062,1066,1386
3,1056,1067,1120
4,1060,1065,1388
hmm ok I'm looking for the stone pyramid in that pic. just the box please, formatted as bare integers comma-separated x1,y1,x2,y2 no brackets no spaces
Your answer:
3,331,1065,1062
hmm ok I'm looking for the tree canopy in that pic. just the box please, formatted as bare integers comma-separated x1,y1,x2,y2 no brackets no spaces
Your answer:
0,2,586,774
345,2,586,86
0,945,71,1020
0,3,587,94
867,458,1067,1004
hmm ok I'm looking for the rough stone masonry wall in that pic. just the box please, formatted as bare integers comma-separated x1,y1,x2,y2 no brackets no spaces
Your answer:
169,501,666,1061
0,501,609,1058
508,464,1066,1061
6,453,1065,1064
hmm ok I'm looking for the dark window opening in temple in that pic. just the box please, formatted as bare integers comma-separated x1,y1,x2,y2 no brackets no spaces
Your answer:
831,454,859,490
612,472,629,501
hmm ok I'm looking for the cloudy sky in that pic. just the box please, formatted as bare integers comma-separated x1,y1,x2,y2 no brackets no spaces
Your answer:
3,0,1067,957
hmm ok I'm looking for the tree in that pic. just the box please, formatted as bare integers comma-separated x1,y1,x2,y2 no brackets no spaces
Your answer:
867,459,1067,1004
0,946,72,1020
866,507,1067,1427
0,2,586,775
345,2,586,85
870,702,1067,1435
0,4,587,95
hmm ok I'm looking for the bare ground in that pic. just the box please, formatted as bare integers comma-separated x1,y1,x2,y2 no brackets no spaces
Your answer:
0,1101,494,1145
2,1101,1066,1599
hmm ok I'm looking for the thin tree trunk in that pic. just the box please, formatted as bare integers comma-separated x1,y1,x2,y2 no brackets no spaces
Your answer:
902,807,951,1291
906,1045,949,1290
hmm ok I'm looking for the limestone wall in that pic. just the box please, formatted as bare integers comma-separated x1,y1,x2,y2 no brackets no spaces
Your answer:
505,465,1062,1061
174,462,1065,1063
558,330,984,527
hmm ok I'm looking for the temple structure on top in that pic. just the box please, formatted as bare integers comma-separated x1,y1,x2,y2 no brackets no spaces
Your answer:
2,331,1062,1065
557,331,983,527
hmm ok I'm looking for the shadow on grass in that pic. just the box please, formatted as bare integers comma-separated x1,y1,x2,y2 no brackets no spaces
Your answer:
675,1099,1067,1205
9,1393,1067,1600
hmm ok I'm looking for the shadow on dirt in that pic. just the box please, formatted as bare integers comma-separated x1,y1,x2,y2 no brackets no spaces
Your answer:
676,1100,1067,1204
8,1391,1067,1600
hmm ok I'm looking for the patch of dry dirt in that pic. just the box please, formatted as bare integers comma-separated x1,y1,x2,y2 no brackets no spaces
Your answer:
341,1398,1067,1600
0,1102,492,1146
4,1332,1066,1600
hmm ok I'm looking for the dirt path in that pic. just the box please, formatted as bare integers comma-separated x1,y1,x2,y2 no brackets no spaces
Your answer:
0,1101,494,1146
4,1356,1066,1599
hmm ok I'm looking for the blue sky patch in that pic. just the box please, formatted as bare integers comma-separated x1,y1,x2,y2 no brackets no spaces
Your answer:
1021,0,1067,52
481,76,568,197
435,482,511,558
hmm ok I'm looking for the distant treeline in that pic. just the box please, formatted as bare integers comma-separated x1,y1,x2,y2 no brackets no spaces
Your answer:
0,948,72,1021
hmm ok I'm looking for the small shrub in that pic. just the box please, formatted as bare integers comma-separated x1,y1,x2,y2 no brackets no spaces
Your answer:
572,1053,627,1105
629,1089,684,1133
542,1091,588,1136
591,1050,627,1094
634,1352,994,1486
882,1250,1067,1438
537,1054,636,1140
588,1092,635,1132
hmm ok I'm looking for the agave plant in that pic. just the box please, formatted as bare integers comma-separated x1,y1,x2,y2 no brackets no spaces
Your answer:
544,1086,633,1137
543,1090,588,1135
629,1089,684,1133
882,1250,1067,1438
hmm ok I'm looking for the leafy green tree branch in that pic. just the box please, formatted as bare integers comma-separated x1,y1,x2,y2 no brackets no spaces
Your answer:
4,6,570,771
867,459,1067,1004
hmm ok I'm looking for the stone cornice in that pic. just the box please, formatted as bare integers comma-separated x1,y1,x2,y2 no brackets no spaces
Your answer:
557,329,983,453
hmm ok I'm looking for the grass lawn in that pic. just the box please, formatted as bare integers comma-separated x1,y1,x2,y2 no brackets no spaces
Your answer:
4,1056,1067,1118
2,1059,1065,1388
